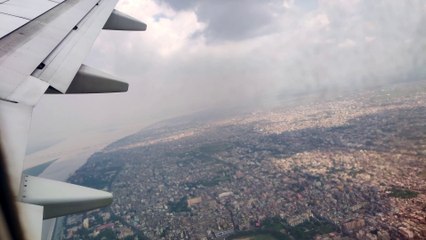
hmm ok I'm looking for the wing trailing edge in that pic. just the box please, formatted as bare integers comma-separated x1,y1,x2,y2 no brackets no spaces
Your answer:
0,0,147,238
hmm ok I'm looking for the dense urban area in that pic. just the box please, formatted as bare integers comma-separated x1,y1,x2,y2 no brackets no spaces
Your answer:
58,82,425,239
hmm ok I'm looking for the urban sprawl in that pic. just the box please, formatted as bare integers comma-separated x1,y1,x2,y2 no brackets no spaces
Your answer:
60,83,425,240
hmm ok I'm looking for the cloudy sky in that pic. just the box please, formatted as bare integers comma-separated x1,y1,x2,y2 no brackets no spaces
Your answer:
28,0,426,151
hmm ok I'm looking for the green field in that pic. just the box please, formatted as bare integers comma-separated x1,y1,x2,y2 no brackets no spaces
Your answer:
229,216,337,240
234,234,278,240
168,196,191,213
388,187,418,199
229,230,289,240
198,142,232,154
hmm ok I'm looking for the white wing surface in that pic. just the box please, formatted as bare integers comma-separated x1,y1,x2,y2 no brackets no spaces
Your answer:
0,0,146,239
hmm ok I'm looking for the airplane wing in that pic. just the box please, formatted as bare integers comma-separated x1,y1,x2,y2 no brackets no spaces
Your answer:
0,0,146,239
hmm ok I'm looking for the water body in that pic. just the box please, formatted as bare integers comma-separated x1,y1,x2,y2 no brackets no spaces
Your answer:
23,159,57,176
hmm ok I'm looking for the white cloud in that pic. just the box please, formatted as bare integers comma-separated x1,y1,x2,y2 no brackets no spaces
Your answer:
303,13,330,29
283,0,295,9
28,0,426,150
364,36,375,43
116,0,205,57
337,38,356,48
318,0,361,11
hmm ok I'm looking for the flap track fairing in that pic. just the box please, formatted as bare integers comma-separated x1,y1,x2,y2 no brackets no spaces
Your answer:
103,9,147,31
19,175,112,219
46,64,129,94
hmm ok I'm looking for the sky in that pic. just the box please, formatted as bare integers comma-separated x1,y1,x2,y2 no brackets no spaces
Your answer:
27,0,426,152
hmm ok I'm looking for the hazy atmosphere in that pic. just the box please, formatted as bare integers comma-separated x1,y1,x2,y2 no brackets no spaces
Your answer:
28,0,426,152
20,1,426,239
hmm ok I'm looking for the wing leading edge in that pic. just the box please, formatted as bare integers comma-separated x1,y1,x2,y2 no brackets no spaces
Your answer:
0,0,146,239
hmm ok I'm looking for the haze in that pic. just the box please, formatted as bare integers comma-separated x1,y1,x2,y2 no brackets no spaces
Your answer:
27,0,426,153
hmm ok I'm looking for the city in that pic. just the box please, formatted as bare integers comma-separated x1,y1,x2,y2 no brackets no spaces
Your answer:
59,83,425,239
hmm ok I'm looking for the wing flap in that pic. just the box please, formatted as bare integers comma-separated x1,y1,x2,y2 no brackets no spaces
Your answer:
8,76,49,105
0,0,58,20
34,0,119,93
0,0,100,100
0,0,147,238
0,13,29,39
